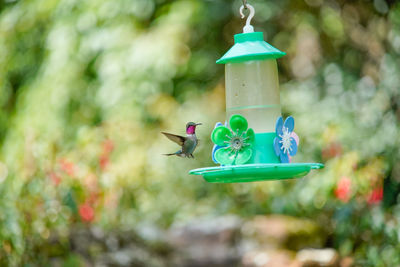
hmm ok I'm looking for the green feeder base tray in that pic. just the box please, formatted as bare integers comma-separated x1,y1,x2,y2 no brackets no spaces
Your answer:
189,163,324,183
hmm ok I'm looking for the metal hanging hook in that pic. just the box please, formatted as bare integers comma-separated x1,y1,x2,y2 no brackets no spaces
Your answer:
239,3,255,33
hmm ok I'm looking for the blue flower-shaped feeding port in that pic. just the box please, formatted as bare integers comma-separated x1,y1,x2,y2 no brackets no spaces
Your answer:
273,116,298,163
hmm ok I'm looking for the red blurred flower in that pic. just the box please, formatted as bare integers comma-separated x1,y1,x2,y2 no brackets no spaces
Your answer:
87,191,99,205
84,173,98,192
322,142,343,160
367,187,383,205
99,139,113,170
79,203,95,222
49,172,61,186
103,139,114,154
335,177,352,203
99,154,109,170
104,191,119,210
59,158,75,176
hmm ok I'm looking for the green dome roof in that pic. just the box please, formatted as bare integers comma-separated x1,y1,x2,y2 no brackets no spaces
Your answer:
216,32,285,64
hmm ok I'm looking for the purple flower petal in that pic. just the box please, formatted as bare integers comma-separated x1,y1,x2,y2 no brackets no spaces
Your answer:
290,132,299,145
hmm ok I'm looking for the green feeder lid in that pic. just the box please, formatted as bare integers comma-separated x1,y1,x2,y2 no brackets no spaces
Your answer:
216,32,286,64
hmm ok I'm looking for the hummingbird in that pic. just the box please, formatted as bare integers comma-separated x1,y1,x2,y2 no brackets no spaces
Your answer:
162,122,202,158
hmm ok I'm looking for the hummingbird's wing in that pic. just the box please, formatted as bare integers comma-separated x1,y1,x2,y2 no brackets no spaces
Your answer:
161,132,186,146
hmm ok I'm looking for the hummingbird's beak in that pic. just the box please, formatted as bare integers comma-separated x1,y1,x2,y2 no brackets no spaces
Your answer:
195,123,202,126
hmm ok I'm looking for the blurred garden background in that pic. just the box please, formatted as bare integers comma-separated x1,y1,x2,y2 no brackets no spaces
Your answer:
0,0,400,266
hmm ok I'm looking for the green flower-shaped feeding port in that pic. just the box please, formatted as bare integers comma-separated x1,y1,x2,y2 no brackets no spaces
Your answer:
211,115,255,165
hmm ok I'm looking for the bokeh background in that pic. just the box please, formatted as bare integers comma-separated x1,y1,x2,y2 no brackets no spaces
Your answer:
0,0,399,266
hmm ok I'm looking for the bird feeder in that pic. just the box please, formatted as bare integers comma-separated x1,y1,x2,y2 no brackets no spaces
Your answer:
190,3,323,183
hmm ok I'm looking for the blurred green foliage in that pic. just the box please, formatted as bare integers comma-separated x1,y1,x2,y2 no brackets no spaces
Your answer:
0,0,399,265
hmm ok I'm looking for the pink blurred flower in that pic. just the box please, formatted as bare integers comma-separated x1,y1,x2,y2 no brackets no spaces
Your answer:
104,191,119,210
88,192,99,204
322,142,342,160
99,139,113,170
367,187,383,205
79,203,95,222
289,132,299,163
59,158,75,176
49,172,61,186
99,155,109,170
103,139,114,154
335,177,352,203
84,173,98,192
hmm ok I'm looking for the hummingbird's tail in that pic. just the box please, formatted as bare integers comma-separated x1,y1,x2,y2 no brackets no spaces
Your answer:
163,150,182,156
